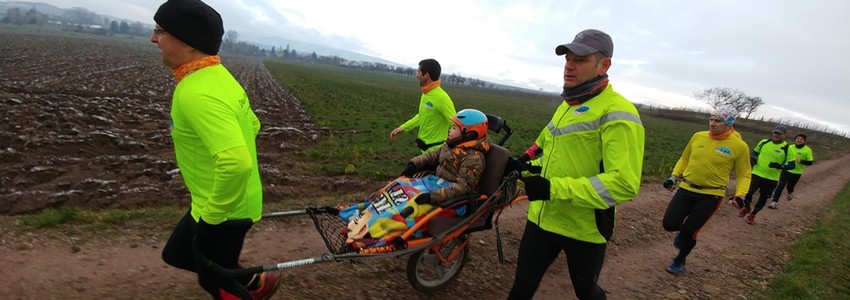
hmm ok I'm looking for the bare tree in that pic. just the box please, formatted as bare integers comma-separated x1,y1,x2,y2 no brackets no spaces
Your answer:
222,30,239,53
741,96,764,118
694,87,764,118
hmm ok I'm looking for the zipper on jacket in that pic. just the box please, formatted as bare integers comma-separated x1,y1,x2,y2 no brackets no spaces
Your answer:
537,104,573,225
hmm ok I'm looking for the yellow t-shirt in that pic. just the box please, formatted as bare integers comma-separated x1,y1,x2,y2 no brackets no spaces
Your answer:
673,131,752,197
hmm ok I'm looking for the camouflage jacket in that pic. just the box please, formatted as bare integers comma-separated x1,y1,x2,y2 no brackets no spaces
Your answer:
408,136,492,204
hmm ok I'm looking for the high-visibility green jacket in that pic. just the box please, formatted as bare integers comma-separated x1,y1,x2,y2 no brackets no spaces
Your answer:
751,139,788,181
785,144,814,175
400,86,456,153
529,85,644,244
171,64,263,225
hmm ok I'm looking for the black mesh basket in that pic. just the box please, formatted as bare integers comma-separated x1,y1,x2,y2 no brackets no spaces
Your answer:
305,206,354,255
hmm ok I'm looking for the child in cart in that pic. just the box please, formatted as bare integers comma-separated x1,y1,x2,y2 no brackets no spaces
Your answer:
339,109,492,251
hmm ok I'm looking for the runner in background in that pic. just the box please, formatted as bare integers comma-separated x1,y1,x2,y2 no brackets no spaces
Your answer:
769,133,814,208
738,125,792,224
390,59,457,153
662,106,751,275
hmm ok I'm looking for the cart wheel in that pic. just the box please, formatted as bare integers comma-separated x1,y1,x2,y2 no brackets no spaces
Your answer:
406,234,469,292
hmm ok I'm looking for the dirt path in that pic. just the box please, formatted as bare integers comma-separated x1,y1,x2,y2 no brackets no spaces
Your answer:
3,153,848,299
5,33,849,299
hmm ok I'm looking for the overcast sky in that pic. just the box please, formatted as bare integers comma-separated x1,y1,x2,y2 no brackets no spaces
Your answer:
33,0,850,134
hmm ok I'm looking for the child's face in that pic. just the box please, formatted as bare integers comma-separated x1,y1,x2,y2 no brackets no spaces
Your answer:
448,124,462,140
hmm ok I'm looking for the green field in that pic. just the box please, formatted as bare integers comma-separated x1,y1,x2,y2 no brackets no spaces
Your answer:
264,59,850,181
758,183,850,299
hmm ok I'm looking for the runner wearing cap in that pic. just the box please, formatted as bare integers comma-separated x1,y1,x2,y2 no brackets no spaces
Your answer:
660,106,751,275
736,125,792,224
508,29,644,300
768,133,814,208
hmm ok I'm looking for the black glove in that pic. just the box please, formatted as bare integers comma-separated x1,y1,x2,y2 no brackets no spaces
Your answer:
768,162,783,169
662,179,674,190
506,156,531,173
527,165,542,174
401,162,418,177
414,193,431,205
520,176,550,201
662,175,678,191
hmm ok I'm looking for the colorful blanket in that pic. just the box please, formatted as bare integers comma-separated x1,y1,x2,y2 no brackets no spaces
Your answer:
339,175,465,250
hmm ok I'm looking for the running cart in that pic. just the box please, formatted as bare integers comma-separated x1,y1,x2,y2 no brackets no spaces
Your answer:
202,114,529,292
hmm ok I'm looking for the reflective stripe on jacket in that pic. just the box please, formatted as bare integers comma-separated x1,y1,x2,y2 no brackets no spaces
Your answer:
528,84,644,244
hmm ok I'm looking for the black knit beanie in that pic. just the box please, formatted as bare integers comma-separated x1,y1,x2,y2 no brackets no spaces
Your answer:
154,0,224,55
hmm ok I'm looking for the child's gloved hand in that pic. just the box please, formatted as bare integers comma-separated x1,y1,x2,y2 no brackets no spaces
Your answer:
414,193,432,205
401,162,418,177
520,176,550,201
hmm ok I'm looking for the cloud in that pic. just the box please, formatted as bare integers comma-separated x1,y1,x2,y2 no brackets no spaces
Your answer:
28,0,850,134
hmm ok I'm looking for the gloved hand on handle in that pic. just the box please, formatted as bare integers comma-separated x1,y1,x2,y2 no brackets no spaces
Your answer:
521,176,550,201
507,144,543,173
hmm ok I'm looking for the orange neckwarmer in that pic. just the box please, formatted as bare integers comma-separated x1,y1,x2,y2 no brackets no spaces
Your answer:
172,55,221,83
709,128,735,140
421,80,441,94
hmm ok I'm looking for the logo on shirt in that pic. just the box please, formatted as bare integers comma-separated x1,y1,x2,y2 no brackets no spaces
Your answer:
715,146,732,156
573,105,590,115
425,101,434,110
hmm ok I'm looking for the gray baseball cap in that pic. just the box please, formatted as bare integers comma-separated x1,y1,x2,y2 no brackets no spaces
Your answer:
773,125,787,134
555,29,613,57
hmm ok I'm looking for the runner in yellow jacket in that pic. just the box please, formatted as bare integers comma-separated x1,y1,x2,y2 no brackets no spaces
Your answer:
661,106,751,275
390,59,456,153
509,29,644,300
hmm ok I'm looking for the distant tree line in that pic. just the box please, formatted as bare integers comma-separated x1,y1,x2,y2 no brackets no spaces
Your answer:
219,30,530,93
2,7,47,25
639,104,848,138
3,6,150,37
